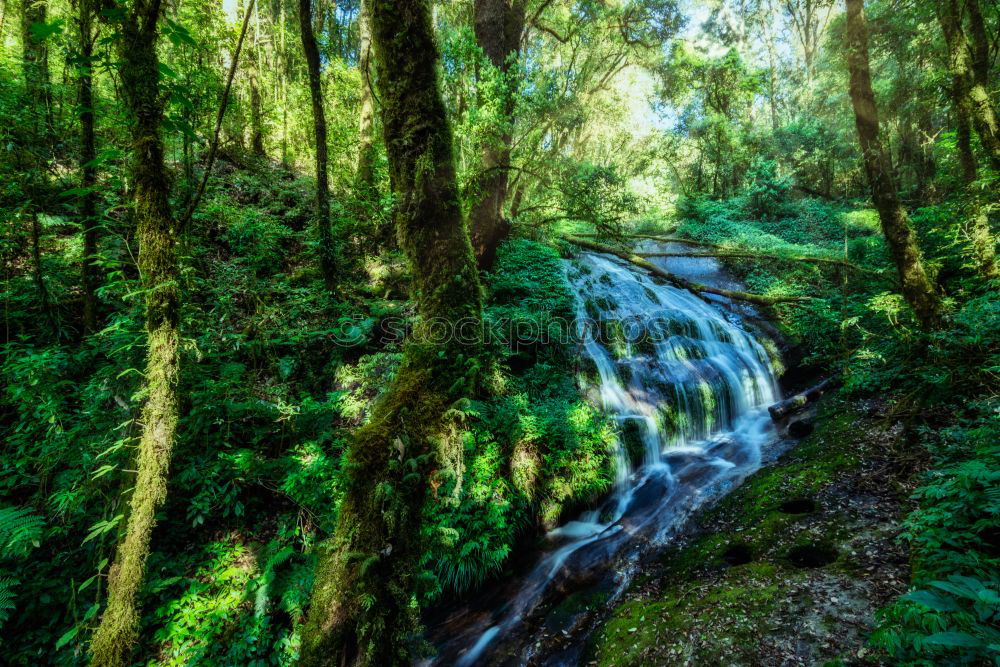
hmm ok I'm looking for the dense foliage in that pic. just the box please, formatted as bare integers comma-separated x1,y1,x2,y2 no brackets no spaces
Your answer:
1,0,998,663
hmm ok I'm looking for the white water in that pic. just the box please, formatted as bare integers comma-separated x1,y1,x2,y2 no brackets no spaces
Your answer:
451,250,781,666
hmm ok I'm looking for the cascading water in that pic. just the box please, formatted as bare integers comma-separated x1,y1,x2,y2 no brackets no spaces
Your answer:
435,247,782,666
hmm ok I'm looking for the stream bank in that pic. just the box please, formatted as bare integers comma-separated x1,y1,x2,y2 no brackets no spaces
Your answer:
583,396,915,665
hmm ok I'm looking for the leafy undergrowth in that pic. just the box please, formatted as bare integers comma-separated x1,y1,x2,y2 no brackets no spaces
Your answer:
587,398,913,666
0,159,615,663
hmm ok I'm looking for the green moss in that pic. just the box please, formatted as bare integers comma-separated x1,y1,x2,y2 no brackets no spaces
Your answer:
590,399,867,663
589,565,780,666
619,418,647,467
546,588,611,631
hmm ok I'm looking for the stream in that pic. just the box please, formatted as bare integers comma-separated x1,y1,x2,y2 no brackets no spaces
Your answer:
428,244,785,665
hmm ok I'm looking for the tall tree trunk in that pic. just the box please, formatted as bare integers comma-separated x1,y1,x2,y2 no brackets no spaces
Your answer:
468,0,526,270
79,0,100,333
89,1,181,664
951,64,999,281
248,0,265,157
938,0,1000,169
354,0,377,195
21,0,56,333
298,0,336,288
249,62,265,156
939,0,999,280
21,0,54,136
955,100,979,183
29,212,55,332
965,0,991,90
299,0,483,663
844,0,942,327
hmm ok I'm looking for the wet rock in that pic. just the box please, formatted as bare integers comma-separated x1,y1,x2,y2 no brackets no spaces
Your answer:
788,419,814,438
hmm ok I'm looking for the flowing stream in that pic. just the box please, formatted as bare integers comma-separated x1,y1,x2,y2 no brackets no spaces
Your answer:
430,247,783,665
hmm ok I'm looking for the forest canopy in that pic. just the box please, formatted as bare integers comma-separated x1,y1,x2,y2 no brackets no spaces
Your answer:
1,0,998,664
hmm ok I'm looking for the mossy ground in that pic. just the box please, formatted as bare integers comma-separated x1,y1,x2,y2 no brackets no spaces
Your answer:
587,397,915,666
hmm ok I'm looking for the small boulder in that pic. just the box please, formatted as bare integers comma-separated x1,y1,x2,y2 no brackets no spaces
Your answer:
788,419,814,438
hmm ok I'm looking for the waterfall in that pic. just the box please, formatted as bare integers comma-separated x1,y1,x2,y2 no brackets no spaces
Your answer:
446,249,781,666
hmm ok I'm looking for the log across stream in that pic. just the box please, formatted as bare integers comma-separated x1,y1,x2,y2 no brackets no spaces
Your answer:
424,243,795,665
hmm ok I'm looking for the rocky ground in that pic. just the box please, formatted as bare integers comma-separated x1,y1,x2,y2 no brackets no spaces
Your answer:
582,397,919,666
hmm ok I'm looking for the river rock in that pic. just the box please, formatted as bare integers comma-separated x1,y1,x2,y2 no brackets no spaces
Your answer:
788,419,814,438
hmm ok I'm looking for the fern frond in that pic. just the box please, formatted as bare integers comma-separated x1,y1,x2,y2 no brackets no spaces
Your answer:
254,546,296,618
0,506,43,558
0,574,19,630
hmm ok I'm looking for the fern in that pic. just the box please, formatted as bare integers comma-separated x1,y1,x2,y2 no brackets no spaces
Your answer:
253,546,295,618
0,574,18,631
0,506,43,558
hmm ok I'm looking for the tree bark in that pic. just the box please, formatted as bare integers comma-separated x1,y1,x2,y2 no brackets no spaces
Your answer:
768,376,838,420
29,212,55,333
965,0,991,91
21,0,56,333
564,236,813,305
955,102,978,183
938,0,1000,170
298,0,336,289
354,0,377,196
249,72,264,156
844,0,942,328
299,0,483,664
79,0,100,333
938,0,999,280
89,0,180,665
21,0,54,136
468,0,526,270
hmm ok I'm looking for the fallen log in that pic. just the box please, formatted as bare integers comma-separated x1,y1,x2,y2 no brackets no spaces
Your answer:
767,376,839,421
562,235,812,306
634,250,875,274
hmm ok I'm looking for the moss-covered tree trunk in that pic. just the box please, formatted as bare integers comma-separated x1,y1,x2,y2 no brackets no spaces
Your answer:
954,96,978,184
78,0,100,333
21,0,56,333
248,0,265,157
354,0,377,196
938,0,1000,170
844,0,942,328
298,0,336,289
249,58,265,156
89,1,181,664
299,0,483,664
21,0,54,136
938,0,999,280
468,0,526,270
965,0,992,98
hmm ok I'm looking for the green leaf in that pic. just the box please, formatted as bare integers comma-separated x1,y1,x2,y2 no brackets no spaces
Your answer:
924,631,985,648
902,590,960,613
54,625,79,650
158,63,179,80
91,464,117,480
29,19,64,41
